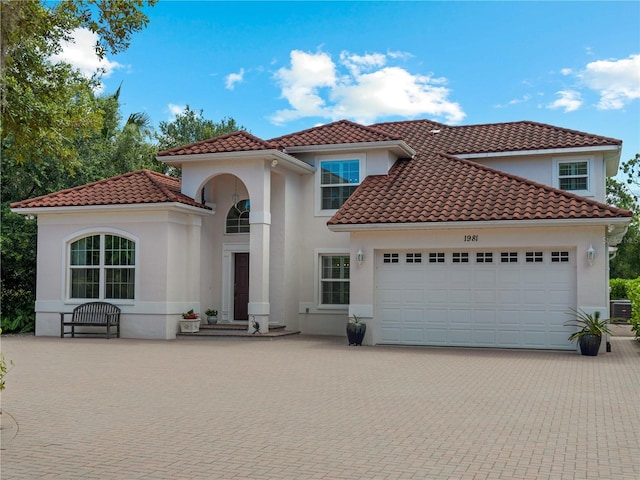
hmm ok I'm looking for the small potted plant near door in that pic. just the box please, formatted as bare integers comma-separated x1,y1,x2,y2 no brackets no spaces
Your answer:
179,309,200,333
205,308,218,325
346,314,366,346
565,308,612,356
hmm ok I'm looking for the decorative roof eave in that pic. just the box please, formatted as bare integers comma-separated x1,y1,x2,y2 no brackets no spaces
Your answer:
156,149,316,174
327,216,632,233
281,140,416,159
11,202,213,217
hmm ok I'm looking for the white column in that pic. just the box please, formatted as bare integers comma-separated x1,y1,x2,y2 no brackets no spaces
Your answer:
247,167,271,333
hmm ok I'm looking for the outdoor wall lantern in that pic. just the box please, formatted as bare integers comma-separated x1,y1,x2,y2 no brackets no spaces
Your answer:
586,244,596,266
356,248,365,266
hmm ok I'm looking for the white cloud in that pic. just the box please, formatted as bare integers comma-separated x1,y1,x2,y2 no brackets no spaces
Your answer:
339,51,386,76
547,90,583,112
167,103,186,119
580,54,640,110
225,68,245,90
270,49,465,126
49,28,122,92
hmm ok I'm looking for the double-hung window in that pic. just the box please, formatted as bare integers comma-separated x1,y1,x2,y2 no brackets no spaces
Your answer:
318,156,362,213
69,234,136,300
556,158,590,193
320,255,350,306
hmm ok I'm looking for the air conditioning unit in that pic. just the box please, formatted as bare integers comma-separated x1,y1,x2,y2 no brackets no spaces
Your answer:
610,300,632,321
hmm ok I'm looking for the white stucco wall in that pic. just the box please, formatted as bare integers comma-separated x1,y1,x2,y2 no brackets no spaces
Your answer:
471,152,607,202
33,207,208,339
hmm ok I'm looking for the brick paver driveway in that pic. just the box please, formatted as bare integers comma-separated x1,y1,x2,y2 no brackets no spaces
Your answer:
1,327,639,480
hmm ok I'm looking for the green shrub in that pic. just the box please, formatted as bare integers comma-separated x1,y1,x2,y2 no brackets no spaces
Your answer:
626,278,640,341
0,286,35,334
609,278,630,299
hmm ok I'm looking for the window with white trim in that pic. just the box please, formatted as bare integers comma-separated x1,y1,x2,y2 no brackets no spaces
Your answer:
69,234,135,300
383,253,399,264
452,252,469,263
551,251,570,263
320,255,350,305
476,252,493,263
525,251,543,263
501,252,518,263
406,253,422,263
429,252,445,263
319,158,361,210
558,160,588,191
226,199,250,234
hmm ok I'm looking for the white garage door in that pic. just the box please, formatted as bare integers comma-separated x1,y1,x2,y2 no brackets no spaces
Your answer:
376,249,576,349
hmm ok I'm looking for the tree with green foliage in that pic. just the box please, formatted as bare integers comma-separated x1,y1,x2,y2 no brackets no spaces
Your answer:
1,0,157,333
1,0,157,167
607,159,640,279
157,105,245,151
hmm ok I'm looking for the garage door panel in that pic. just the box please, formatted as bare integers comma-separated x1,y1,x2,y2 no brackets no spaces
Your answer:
475,289,497,304
402,328,424,343
498,330,521,346
449,328,472,344
376,248,576,349
475,309,497,325
449,288,473,304
402,308,424,323
474,329,497,345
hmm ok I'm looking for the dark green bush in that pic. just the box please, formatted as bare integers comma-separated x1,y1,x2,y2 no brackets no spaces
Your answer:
609,278,629,299
0,286,35,334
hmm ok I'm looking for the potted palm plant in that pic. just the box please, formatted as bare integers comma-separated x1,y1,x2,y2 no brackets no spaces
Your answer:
179,309,200,333
346,314,366,346
565,308,611,356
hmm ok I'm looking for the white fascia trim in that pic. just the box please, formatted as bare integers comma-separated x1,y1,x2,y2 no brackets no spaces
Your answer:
458,145,620,160
283,140,416,158
11,202,213,217
157,149,316,174
328,217,632,232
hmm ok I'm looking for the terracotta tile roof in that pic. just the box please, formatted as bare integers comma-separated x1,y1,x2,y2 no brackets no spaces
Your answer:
157,131,278,156
325,119,628,226
10,169,209,210
328,153,632,226
372,119,622,155
269,119,401,148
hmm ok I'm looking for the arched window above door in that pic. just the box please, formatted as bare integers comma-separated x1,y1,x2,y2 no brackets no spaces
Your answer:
226,199,250,234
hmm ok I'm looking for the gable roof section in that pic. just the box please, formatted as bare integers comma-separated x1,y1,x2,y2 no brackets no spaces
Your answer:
269,119,402,148
157,131,278,156
10,169,208,210
328,153,632,226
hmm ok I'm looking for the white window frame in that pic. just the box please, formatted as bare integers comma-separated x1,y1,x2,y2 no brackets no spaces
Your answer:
314,248,350,310
315,153,365,216
64,228,139,304
553,156,592,196
225,198,250,235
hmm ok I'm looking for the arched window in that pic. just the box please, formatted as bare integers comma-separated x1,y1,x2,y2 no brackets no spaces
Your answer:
69,234,136,300
226,199,250,234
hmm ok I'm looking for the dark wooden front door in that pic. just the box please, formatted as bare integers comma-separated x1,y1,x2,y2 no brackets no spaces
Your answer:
234,253,249,320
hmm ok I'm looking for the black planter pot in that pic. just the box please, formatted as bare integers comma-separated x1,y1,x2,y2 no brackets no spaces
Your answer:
579,334,602,356
346,323,366,346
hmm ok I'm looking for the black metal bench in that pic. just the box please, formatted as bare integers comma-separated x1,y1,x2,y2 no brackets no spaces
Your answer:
60,302,121,339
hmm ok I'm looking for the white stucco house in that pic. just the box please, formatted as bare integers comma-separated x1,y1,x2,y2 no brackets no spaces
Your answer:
11,118,632,350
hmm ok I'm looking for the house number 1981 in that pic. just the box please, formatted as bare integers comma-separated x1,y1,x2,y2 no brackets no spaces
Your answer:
464,235,478,242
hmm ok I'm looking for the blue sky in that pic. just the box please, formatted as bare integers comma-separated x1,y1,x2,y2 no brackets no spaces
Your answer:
56,1,640,172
